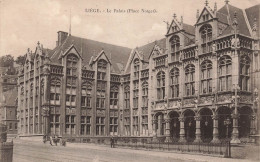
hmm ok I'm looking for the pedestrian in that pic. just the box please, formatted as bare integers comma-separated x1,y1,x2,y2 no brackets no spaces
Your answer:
50,136,53,146
110,137,114,148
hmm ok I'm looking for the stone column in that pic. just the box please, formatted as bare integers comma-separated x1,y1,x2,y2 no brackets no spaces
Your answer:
165,118,171,142
231,114,241,144
152,120,157,139
250,114,256,135
250,114,256,142
194,115,202,143
211,115,220,143
178,116,186,142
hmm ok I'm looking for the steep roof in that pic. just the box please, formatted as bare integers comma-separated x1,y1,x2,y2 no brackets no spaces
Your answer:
49,35,132,74
137,38,166,62
183,23,195,35
245,4,260,37
1,88,17,107
217,4,251,36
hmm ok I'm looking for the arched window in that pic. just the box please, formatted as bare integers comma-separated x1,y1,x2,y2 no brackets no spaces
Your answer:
157,71,165,100
170,68,179,98
185,64,195,96
219,56,232,91
170,36,180,62
201,60,213,94
240,55,250,91
200,24,212,53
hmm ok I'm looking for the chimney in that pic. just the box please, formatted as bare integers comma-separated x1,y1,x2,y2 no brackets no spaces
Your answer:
57,31,68,46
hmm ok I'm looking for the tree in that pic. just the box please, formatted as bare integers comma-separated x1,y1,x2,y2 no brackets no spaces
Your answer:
0,55,14,67
15,55,26,65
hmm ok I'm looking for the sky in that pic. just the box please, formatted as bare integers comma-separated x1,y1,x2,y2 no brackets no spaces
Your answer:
0,0,259,58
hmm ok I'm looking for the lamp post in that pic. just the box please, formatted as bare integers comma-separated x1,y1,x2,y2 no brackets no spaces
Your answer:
224,117,231,158
231,84,241,144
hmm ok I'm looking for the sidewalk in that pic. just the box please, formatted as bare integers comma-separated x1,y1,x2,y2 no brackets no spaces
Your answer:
66,142,258,162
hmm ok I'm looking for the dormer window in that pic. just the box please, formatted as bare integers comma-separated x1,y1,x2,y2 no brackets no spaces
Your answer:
200,24,212,53
170,35,180,62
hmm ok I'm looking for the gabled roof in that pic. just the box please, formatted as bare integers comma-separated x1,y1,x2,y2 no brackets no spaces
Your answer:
138,38,166,62
217,4,251,36
49,35,132,74
245,4,260,37
183,24,195,35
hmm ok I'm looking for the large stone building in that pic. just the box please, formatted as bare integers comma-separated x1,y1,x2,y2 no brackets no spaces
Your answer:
17,1,260,144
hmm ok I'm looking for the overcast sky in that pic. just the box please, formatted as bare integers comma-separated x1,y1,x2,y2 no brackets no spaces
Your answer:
0,0,259,58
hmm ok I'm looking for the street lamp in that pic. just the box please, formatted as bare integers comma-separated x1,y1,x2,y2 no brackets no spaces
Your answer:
224,117,231,140
224,117,231,158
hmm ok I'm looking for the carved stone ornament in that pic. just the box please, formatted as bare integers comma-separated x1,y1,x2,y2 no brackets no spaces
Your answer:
178,116,185,122
218,94,232,102
194,115,201,121
240,95,252,103
199,96,214,104
97,109,105,116
211,115,218,120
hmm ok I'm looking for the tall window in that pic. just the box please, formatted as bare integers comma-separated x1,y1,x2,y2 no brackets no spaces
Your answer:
219,56,232,91
110,86,119,109
81,82,92,108
240,55,250,91
50,78,61,104
81,116,91,135
66,54,78,76
200,24,212,53
124,86,130,135
96,117,105,135
142,81,148,135
170,36,180,62
97,59,107,80
157,71,165,100
134,58,140,79
170,68,179,98
185,64,195,96
201,60,213,94
110,111,118,135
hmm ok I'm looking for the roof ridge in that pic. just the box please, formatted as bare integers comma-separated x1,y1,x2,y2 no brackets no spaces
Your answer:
70,35,132,50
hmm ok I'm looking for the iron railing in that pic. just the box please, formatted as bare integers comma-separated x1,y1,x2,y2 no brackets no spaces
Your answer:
115,139,231,158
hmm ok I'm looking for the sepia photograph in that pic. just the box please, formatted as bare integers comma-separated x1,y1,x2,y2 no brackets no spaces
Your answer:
0,0,260,161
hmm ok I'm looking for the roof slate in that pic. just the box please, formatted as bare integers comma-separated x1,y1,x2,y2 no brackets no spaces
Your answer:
245,4,260,37
217,4,251,36
50,35,132,74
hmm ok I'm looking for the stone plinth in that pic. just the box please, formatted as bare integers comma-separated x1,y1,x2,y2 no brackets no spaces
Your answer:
0,124,13,162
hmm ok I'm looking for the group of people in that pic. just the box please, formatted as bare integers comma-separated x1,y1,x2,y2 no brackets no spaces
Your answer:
43,135,66,146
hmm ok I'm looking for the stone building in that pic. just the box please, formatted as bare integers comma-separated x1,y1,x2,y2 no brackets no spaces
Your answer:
17,1,260,144
0,88,18,135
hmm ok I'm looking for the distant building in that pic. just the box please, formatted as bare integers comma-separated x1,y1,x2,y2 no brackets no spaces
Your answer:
0,88,18,135
17,1,259,144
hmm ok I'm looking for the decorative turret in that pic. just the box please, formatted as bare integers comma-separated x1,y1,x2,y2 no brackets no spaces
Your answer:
214,2,217,12
252,18,258,38
196,10,200,20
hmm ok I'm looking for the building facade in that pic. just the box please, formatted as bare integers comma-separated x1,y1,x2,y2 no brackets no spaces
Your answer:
17,1,260,144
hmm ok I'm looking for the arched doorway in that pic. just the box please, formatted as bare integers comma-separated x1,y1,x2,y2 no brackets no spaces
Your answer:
154,112,165,136
183,109,195,142
238,107,252,139
169,111,180,141
200,108,213,142
217,107,232,139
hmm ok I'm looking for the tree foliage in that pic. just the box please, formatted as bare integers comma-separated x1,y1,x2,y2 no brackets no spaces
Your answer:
15,55,26,65
0,54,14,67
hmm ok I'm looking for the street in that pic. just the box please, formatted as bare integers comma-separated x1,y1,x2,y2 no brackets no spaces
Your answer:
13,139,190,162
12,139,255,162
